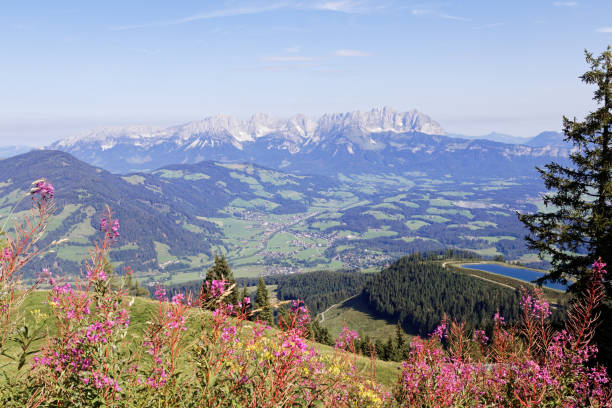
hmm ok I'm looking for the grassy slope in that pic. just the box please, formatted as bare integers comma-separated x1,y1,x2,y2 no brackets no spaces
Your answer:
319,295,406,342
2,291,400,387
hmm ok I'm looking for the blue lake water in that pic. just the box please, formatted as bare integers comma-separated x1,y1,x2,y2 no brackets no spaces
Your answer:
462,263,568,291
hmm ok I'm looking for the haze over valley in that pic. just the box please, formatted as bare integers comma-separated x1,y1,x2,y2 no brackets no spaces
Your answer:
1,107,570,284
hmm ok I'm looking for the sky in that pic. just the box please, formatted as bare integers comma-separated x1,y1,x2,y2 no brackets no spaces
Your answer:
1,0,612,146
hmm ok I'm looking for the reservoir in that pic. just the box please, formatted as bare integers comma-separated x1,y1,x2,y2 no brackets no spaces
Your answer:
461,263,568,291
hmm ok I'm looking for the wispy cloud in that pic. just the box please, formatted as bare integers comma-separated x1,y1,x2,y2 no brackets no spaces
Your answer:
411,8,470,22
11,23,35,31
474,22,504,30
284,45,301,53
334,49,372,57
553,1,578,6
261,55,319,62
596,27,612,33
109,3,287,31
110,1,388,31
135,48,161,55
311,1,388,14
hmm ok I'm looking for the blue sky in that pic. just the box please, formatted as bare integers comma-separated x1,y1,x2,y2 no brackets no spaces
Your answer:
1,1,611,145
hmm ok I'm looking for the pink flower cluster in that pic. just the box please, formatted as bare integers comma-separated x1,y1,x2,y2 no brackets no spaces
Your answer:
521,288,552,319
395,264,612,407
205,279,227,298
31,179,54,200
1,247,12,260
335,326,360,351
100,217,120,239
87,370,122,392
430,321,449,341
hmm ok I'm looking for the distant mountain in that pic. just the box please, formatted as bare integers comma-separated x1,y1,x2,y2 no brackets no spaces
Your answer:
449,132,530,145
0,150,335,277
0,145,32,159
49,108,572,178
525,131,567,147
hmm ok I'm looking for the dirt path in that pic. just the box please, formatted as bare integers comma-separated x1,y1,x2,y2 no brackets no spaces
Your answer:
318,294,358,322
469,274,515,290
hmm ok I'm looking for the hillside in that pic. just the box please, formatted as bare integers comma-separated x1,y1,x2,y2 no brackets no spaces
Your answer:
1,149,555,282
2,290,400,386
0,151,335,278
362,254,522,336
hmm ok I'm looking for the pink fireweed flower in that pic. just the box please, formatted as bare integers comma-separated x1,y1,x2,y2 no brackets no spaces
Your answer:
592,258,607,275
521,288,552,319
31,179,54,200
154,286,167,301
100,217,119,239
335,326,360,350
2,247,12,260
430,322,449,341
290,300,311,328
86,267,107,281
206,279,227,298
221,325,237,343
493,312,505,326
171,293,184,305
283,333,309,352
111,219,120,238
100,217,107,233
473,329,489,345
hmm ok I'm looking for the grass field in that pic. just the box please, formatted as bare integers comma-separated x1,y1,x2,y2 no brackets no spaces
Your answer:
319,295,407,342
1,291,400,387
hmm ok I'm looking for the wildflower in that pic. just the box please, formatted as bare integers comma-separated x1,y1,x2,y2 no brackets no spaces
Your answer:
111,219,120,238
493,312,505,326
335,326,360,350
206,279,226,298
154,286,167,301
31,179,54,200
2,247,11,260
473,329,489,345
430,322,448,341
221,326,237,343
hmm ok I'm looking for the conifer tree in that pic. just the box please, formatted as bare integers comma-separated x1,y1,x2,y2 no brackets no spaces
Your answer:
202,254,237,307
519,47,612,293
519,47,612,366
308,320,333,345
255,277,274,325
395,321,405,349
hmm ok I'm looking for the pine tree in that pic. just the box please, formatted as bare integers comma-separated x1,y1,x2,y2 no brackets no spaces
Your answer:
384,337,395,361
518,48,612,367
308,320,333,345
395,321,405,349
202,254,237,307
255,277,274,325
519,47,612,292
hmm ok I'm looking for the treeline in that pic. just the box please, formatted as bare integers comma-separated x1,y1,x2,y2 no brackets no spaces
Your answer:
275,270,369,315
363,253,522,336
165,249,484,309
165,275,287,299
165,270,368,316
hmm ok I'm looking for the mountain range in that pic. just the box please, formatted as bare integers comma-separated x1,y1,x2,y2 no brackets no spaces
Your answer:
48,108,570,176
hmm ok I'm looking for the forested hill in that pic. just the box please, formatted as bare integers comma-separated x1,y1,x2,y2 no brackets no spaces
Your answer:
275,270,369,315
362,255,522,335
